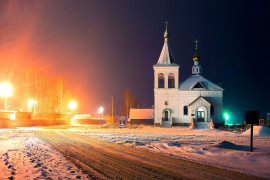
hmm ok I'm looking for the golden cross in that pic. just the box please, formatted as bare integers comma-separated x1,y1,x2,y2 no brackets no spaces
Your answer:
165,21,168,31
194,39,199,49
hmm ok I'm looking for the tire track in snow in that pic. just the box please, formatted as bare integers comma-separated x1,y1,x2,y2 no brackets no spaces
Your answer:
37,130,264,180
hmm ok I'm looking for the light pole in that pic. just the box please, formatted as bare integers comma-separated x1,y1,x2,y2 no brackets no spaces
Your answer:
0,82,13,111
99,107,104,119
28,99,37,119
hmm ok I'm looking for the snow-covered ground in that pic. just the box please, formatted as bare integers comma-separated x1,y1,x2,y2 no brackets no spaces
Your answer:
0,125,269,179
76,126,270,178
0,128,88,180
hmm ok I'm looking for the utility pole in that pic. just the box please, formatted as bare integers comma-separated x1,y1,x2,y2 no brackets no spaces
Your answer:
111,96,114,123
126,91,128,118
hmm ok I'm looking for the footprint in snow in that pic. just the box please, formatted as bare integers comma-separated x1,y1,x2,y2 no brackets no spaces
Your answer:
33,163,42,168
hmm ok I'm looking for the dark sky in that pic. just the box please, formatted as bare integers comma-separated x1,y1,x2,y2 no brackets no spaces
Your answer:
0,0,270,123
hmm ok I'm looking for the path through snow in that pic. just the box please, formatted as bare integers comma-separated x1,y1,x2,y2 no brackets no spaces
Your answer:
0,129,88,180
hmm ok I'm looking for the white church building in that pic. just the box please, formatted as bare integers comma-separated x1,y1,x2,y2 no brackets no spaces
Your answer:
153,24,224,128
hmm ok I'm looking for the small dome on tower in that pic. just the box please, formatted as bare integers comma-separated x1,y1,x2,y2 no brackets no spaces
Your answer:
193,39,200,61
193,49,200,61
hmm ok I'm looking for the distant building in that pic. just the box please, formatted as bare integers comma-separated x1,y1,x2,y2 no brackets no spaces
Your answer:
153,23,224,128
129,108,154,125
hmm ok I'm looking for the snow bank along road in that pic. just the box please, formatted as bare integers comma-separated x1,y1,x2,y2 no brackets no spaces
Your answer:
36,130,263,180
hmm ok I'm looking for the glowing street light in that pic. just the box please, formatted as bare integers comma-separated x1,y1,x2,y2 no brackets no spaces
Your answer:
224,113,229,120
28,99,37,107
68,100,77,110
68,100,77,120
28,99,37,113
224,112,232,125
0,82,13,110
99,106,104,119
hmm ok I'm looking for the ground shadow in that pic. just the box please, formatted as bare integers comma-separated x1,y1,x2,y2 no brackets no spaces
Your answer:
215,141,256,151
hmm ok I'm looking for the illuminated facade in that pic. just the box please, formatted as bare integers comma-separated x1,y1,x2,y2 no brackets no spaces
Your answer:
153,24,224,128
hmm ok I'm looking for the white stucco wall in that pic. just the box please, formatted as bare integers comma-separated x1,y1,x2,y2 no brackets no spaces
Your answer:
154,88,223,125
153,65,223,126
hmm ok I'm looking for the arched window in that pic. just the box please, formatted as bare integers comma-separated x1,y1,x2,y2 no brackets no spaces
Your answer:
210,105,214,115
183,106,188,115
158,73,165,88
168,73,175,88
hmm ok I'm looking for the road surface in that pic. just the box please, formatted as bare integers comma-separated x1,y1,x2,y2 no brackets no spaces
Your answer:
36,130,264,180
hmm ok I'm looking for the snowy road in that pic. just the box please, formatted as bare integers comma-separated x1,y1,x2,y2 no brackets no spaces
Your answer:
0,130,88,180
36,130,263,180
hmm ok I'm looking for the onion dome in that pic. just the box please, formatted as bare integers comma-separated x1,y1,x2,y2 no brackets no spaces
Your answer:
193,49,200,61
193,39,200,61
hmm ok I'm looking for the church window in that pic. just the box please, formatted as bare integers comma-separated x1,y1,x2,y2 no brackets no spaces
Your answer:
210,105,214,115
184,106,188,115
168,73,175,88
158,73,165,88
192,82,205,89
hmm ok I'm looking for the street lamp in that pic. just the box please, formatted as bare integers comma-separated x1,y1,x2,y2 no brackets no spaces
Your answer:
68,100,77,120
28,99,37,113
99,106,104,119
0,82,13,110
68,100,77,110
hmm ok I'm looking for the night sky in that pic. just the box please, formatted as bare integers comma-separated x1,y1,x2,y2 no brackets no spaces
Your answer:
0,0,270,123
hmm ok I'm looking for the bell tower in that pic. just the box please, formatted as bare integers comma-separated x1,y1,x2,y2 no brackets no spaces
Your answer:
153,22,179,89
153,22,179,126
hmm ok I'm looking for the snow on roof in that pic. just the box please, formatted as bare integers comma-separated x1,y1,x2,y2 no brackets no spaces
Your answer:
188,96,209,106
179,74,223,91
203,97,219,106
129,109,154,120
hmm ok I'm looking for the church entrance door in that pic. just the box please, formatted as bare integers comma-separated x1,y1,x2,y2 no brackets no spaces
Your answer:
165,111,169,121
196,107,205,122
162,110,171,128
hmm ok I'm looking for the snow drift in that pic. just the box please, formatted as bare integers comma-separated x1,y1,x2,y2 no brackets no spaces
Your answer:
242,126,270,136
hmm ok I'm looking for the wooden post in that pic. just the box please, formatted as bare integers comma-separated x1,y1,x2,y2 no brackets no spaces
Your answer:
267,113,269,128
246,111,259,152
250,123,253,152
111,96,114,124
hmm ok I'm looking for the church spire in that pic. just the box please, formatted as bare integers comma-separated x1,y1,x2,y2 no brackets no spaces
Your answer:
156,21,176,65
192,39,202,75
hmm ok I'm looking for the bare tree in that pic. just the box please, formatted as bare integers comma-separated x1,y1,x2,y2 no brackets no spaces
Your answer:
122,90,137,117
